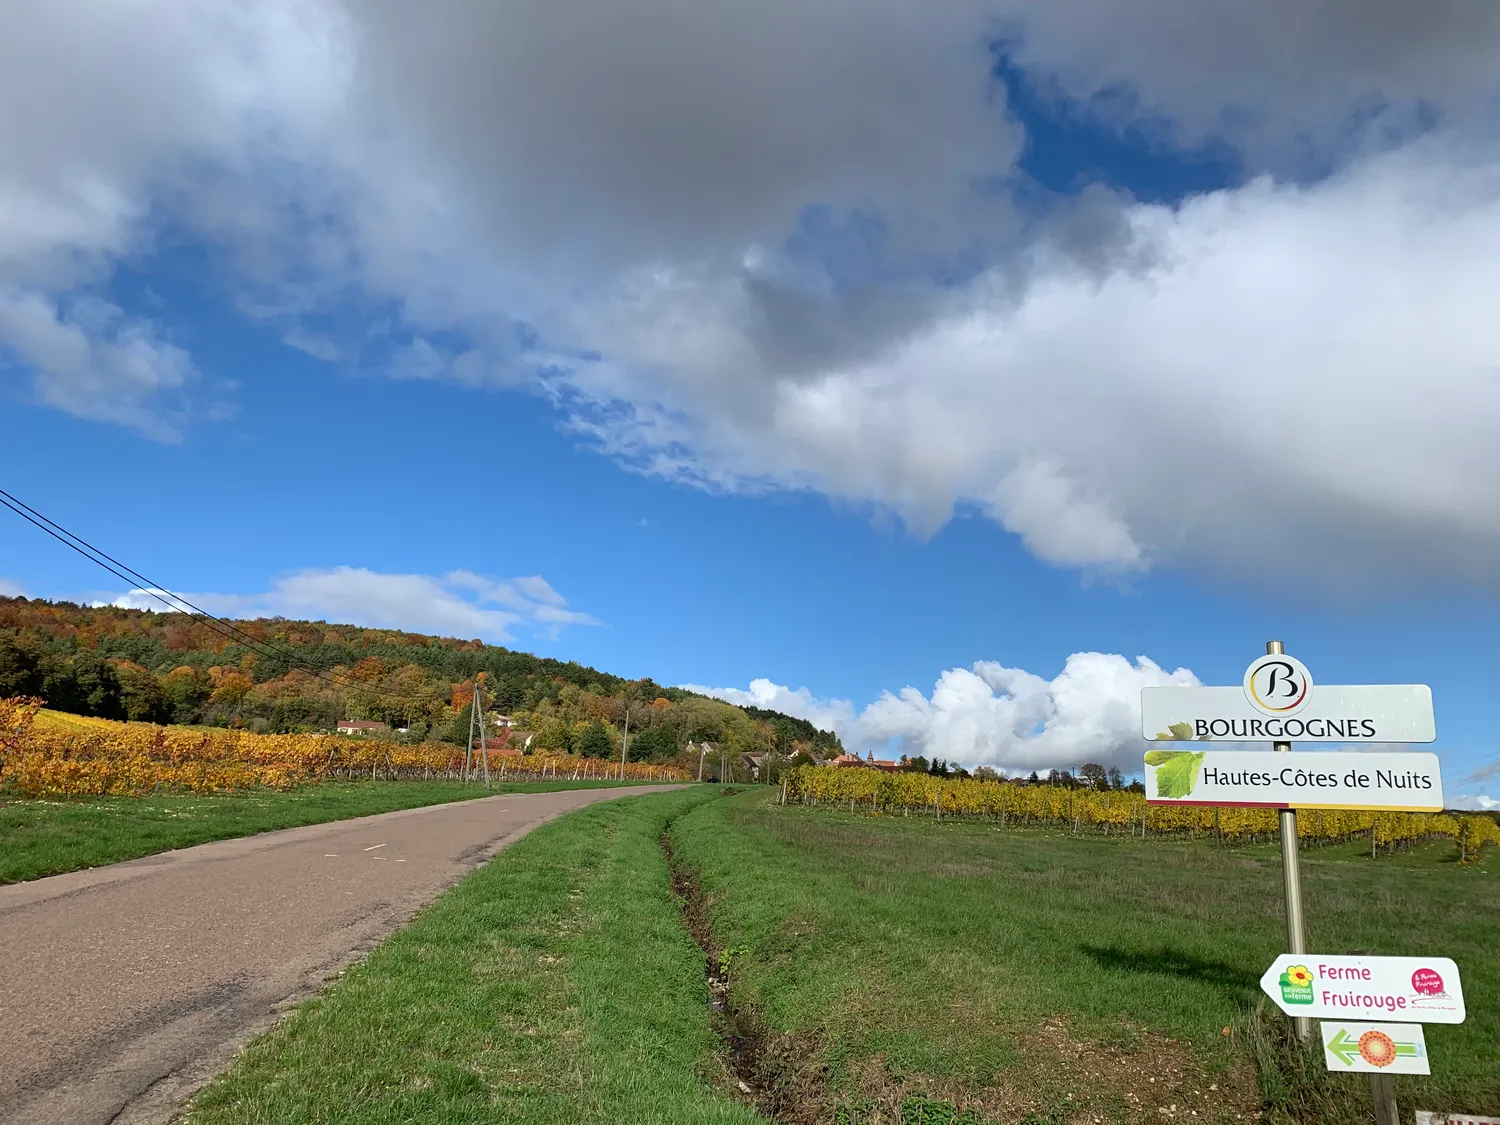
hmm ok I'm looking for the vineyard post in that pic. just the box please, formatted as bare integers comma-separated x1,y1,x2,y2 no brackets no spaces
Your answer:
1268,640,1311,1043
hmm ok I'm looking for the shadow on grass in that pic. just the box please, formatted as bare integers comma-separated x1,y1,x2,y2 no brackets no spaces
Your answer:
1079,943,1261,1002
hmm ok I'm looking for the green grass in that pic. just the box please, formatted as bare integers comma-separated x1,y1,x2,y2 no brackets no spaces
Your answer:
177,788,1497,1125
186,786,760,1125
0,778,651,884
667,792,1499,1123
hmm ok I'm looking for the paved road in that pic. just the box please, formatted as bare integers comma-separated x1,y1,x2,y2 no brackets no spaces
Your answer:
0,784,683,1125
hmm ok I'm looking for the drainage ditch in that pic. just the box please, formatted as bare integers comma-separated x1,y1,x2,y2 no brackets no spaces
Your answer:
662,828,819,1123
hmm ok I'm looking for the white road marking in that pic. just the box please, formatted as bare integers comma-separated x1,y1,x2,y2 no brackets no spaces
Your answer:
362,843,386,852
324,854,339,857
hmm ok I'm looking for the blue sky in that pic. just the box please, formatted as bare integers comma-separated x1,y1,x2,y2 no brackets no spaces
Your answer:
2,2,1498,803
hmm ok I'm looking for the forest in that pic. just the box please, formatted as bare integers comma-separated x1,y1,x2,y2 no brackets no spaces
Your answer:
0,596,842,771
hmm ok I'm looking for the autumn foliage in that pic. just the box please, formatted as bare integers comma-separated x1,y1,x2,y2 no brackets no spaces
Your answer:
0,698,687,798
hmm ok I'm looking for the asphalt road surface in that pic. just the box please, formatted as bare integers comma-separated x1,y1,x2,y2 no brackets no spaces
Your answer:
0,784,684,1125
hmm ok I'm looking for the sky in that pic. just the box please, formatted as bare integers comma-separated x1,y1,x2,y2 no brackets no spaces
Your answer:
1,1,1497,806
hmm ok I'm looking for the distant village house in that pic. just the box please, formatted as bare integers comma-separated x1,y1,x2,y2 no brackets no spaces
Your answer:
828,750,901,772
336,719,388,735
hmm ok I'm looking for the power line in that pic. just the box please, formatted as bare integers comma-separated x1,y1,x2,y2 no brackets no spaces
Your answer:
0,488,434,705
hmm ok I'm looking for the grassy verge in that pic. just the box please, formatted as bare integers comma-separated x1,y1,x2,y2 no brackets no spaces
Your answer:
668,791,1498,1124
0,778,651,885
185,786,761,1125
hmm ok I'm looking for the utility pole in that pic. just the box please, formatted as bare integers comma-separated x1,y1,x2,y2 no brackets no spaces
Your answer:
619,701,630,781
466,677,491,789
697,742,709,782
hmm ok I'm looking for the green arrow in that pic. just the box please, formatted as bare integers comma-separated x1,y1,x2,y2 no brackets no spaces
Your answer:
1326,1029,1422,1067
1327,1030,1360,1066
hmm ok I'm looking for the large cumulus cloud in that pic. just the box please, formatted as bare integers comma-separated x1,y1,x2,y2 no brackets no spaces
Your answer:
690,653,1199,773
5,1,1500,589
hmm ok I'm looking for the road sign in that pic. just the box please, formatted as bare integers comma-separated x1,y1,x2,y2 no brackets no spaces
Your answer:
1142,749,1444,811
1142,683,1435,742
1261,955,1465,1024
1321,1022,1430,1075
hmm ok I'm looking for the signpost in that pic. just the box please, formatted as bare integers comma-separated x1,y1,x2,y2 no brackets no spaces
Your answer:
1141,643,1455,1125
1259,955,1465,1024
1143,749,1445,811
1321,1022,1430,1075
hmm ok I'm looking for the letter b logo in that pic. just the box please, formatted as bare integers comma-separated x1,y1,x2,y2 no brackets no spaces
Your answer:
1244,654,1313,716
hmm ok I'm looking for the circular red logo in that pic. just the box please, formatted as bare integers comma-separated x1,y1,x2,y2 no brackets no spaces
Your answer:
1411,968,1444,996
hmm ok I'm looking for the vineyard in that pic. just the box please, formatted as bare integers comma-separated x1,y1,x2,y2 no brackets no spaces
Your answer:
784,764,1500,862
0,697,687,798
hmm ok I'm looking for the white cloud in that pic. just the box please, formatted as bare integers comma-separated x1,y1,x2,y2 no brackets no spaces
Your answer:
0,0,350,437
0,291,196,439
567,140,1500,591
95,566,599,643
693,653,1199,772
682,678,857,736
6,2,1500,592
1447,794,1498,812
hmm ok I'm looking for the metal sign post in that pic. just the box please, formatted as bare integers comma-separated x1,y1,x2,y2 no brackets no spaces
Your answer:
1141,643,1441,1053
1267,640,1311,1042
1146,649,1455,1125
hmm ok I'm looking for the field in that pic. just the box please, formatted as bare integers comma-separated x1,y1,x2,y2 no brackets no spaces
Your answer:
184,787,1498,1125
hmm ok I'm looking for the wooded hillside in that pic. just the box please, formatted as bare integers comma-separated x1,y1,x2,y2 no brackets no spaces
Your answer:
0,596,841,770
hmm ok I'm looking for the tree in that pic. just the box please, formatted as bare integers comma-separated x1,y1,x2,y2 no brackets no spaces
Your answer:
575,720,614,759
443,702,475,745
161,666,209,725
627,721,679,762
0,632,45,697
1107,767,1125,790
1079,763,1109,791
115,662,167,723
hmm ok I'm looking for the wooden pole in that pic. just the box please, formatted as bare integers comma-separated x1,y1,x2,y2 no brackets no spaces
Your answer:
1369,1074,1399,1125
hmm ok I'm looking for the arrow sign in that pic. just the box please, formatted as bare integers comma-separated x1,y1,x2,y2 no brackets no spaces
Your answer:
1321,1022,1430,1075
1261,955,1465,1024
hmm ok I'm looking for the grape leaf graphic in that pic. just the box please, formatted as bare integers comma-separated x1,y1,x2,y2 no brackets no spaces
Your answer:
1146,750,1206,799
1152,721,1208,742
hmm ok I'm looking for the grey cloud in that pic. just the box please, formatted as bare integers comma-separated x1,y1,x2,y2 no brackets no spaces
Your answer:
1000,0,1500,161
349,0,1018,274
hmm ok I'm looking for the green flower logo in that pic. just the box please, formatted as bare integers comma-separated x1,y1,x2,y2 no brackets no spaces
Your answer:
1278,964,1315,1005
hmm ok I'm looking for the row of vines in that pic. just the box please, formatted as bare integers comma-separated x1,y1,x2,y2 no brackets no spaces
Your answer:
0,697,687,797
783,765,1500,862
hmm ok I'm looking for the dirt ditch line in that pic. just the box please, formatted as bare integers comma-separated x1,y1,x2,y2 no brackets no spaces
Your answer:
661,827,825,1124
